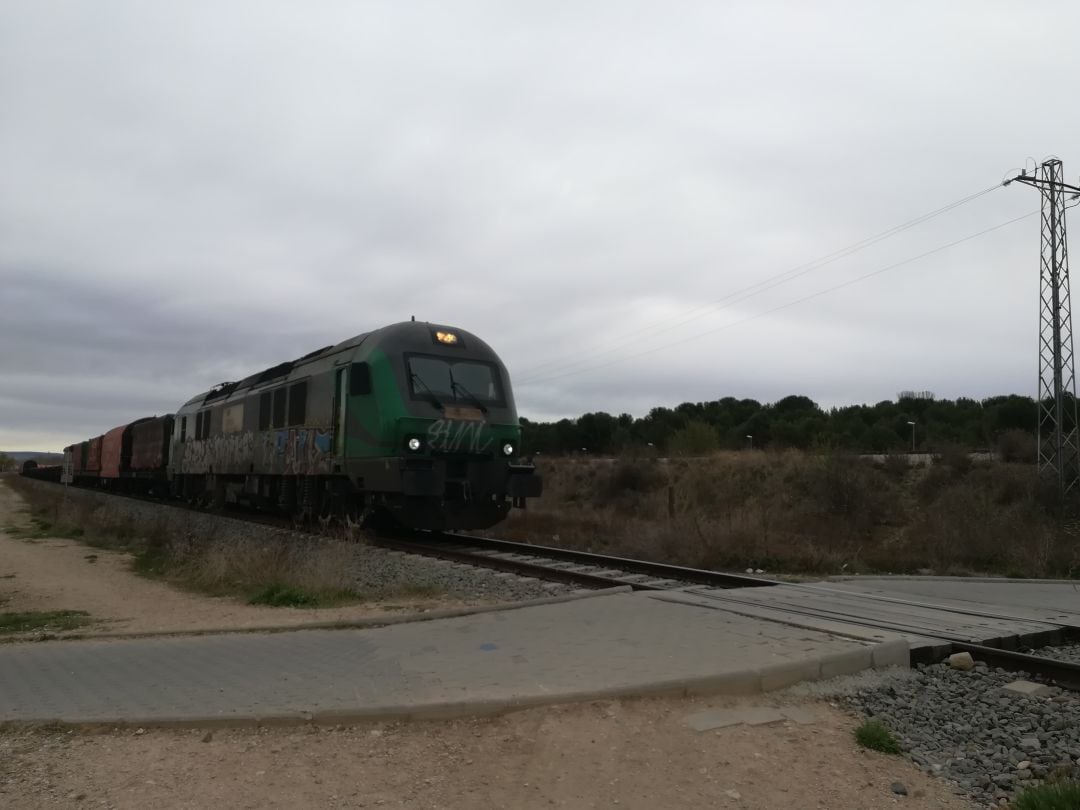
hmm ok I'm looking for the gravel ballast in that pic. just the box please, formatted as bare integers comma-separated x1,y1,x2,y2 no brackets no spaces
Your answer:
839,661,1080,807
347,545,574,602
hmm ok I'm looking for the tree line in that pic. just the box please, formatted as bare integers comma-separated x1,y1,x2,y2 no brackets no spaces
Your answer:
519,394,1045,457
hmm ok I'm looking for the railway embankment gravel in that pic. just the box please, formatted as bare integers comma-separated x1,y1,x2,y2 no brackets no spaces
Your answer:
834,659,1080,807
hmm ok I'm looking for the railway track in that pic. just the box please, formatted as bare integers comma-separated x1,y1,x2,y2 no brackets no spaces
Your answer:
374,532,778,591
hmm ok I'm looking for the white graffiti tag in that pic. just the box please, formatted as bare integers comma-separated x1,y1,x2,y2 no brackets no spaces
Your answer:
426,420,494,454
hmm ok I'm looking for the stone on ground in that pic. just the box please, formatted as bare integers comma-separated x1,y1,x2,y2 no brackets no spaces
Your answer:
1001,680,1053,698
946,652,974,671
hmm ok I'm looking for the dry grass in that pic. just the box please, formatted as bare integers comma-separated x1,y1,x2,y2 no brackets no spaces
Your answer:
6,477,363,607
496,452,1079,578
134,531,360,606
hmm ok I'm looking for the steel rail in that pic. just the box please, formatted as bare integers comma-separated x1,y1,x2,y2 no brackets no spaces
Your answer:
435,531,777,589
373,536,668,591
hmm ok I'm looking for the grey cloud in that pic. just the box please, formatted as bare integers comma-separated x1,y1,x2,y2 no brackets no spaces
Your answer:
2,1,1077,449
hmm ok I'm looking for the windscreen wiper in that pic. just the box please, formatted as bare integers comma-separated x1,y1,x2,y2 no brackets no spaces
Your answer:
410,373,445,411
449,372,489,414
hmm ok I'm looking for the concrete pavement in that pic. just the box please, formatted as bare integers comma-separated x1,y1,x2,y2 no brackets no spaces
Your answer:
0,589,906,726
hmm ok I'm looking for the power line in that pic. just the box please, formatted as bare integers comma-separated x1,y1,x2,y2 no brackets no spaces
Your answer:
519,209,1036,386
518,182,1005,377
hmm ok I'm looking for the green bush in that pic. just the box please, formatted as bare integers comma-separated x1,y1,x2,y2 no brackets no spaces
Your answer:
248,583,320,607
854,718,900,754
1012,780,1080,810
667,421,719,456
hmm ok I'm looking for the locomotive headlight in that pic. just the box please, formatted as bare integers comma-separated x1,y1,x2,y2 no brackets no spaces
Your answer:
407,437,422,452
502,443,514,457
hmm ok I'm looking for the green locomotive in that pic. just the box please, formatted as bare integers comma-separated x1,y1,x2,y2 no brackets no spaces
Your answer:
169,321,541,529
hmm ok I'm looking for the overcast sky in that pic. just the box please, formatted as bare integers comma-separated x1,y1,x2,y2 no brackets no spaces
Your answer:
3,1,1079,450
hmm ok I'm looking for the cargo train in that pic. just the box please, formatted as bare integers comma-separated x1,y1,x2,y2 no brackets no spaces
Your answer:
47,321,541,530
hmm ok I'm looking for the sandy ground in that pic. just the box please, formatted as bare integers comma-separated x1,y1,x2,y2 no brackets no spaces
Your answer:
0,697,973,810
0,480,492,637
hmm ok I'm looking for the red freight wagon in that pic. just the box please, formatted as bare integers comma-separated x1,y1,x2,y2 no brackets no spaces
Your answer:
129,415,174,473
73,441,88,474
100,424,127,479
85,435,103,473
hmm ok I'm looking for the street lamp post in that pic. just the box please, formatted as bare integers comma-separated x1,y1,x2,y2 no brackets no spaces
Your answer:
746,434,753,450
907,421,916,453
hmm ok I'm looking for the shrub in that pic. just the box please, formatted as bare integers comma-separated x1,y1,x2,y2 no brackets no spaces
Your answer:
1012,780,1080,810
881,454,911,480
790,453,895,533
667,421,719,456
854,719,900,754
998,429,1037,464
248,583,319,607
937,443,973,475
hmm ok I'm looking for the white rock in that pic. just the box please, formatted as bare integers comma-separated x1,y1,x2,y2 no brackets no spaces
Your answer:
947,652,975,671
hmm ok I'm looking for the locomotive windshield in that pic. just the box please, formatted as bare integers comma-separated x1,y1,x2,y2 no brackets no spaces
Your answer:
406,355,505,407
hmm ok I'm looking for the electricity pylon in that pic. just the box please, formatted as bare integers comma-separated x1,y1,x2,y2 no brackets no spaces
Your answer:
1008,159,1080,498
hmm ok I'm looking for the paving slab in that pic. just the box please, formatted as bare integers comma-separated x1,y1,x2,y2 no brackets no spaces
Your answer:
0,590,904,726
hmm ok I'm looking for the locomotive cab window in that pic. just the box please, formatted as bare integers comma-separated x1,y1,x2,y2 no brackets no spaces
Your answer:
406,354,504,407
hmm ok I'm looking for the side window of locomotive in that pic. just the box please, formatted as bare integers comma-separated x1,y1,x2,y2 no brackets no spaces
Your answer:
349,362,372,395
272,388,287,429
196,410,211,440
258,392,272,431
288,381,307,426
180,416,187,443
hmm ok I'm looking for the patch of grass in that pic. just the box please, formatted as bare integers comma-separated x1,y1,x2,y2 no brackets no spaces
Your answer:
854,718,901,754
4,518,85,541
0,610,92,634
131,547,170,578
1012,780,1080,810
247,583,354,608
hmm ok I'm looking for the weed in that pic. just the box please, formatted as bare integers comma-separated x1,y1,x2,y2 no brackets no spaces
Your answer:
131,547,170,578
1011,780,1080,810
0,610,91,634
248,583,320,607
247,583,358,608
854,718,901,754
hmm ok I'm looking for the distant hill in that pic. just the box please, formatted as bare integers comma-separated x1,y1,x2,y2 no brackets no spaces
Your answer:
3,452,64,464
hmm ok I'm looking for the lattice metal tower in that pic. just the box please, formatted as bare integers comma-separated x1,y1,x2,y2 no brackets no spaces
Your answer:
1009,159,1080,498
